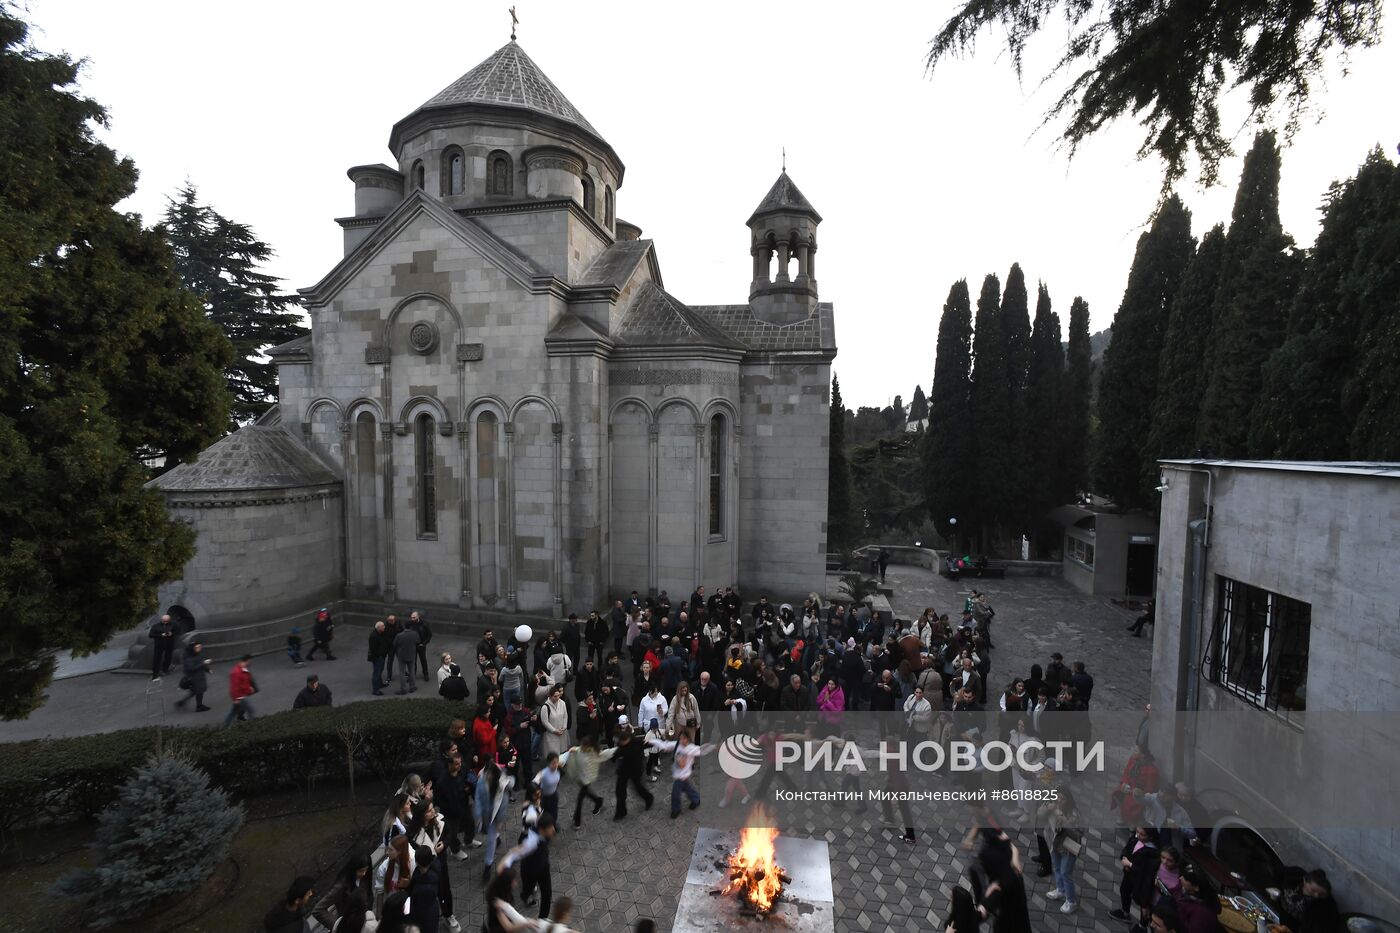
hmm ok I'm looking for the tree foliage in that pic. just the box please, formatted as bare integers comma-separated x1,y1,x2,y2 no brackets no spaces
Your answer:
1251,149,1400,459
827,374,855,549
162,183,306,426
1062,297,1094,496
1148,224,1225,466
999,264,1035,535
1198,132,1301,457
924,280,976,545
0,10,231,719
1094,196,1195,509
908,383,929,422
54,753,244,927
969,273,1015,541
1026,283,1066,520
926,0,1384,188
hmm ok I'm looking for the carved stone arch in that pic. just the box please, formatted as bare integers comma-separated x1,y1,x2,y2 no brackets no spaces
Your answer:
701,398,739,425
654,396,702,425
508,394,560,424
305,397,344,422
466,395,509,424
399,395,451,425
345,397,386,425
383,292,464,349
608,396,653,424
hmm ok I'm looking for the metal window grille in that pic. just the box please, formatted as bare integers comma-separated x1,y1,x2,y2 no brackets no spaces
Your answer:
708,416,724,537
1203,576,1310,720
416,415,437,536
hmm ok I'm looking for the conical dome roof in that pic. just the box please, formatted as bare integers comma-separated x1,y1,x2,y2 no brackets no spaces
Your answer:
415,41,598,136
748,171,822,225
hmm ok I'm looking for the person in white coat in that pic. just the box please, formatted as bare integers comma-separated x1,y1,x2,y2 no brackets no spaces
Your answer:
539,685,570,759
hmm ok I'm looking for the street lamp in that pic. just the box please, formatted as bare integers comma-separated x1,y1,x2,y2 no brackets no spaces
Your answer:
948,517,958,556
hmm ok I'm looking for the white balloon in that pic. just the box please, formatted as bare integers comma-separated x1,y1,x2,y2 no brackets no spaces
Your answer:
514,624,533,644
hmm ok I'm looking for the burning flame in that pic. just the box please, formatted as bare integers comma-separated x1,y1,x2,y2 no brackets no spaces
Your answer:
723,807,785,912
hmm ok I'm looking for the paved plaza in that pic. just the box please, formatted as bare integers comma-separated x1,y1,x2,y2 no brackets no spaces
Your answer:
0,566,1150,931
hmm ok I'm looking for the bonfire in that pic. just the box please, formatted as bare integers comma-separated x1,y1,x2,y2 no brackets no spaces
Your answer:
722,807,790,914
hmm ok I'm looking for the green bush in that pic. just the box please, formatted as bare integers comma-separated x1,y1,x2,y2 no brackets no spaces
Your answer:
0,699,463,831
53,752,243,927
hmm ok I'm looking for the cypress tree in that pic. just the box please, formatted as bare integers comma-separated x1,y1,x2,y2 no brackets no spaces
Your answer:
1026,283,1065,518
1251,149,1400,458
1062,297,1093,496
1094,196,1195,509
924,280,975,548
1148,224,1226,466
162,184,307,426
999,264,1034,538
970,273,1013,544
827,375,855,549
1197,132,1299,457
0,10,231,718
908,384,929,422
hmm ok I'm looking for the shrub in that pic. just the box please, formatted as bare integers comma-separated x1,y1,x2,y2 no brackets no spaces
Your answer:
53,752,244,927
0,699,462,832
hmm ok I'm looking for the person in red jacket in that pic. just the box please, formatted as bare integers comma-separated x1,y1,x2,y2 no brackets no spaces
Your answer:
223,654,258,728
471,703,498,770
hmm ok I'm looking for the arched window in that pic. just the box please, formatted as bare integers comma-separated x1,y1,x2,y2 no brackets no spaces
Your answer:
441,148,465,196
708,414,725,537
603,186,614,227
412,160,425,191
487,151,513,196
581,175,595,216
415,413,437,536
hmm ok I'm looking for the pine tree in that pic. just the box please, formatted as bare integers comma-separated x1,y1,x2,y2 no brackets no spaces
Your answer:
1062,297,1093,496
924,280,976,549
908,384,929,422
970,273,1014,544
1197,132,1300,457
1026,283,1065,518
162,183,306,425
888,395,907,432
827,375,855,549
55,753,244,927
1148,224,1226,466
1252,149,1400,459
0,10,231,718
1094,196,1195,509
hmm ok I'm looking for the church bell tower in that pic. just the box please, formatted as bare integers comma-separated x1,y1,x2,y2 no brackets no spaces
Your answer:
747,171,822,325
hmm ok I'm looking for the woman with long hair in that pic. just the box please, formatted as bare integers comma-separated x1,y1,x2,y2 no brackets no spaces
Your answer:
334,852,378,933
408,799,463,933
374,834,414,900
563,732,616,829
381,793,412,848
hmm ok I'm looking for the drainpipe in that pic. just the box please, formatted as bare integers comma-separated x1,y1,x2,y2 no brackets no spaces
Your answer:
1180,466,1214,787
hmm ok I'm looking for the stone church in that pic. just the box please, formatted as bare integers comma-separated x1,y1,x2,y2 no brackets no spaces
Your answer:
149,40,836,636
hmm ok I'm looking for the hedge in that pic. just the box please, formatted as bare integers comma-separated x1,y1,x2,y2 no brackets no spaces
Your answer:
0,699,465,831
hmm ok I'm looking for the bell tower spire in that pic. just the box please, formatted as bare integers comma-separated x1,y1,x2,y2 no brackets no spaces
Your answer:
746,170,821,325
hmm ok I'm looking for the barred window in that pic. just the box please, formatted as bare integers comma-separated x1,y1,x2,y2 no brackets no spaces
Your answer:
1067,535,1094,568
415,414,437,537
1208,577,1310,715
488,151,513,196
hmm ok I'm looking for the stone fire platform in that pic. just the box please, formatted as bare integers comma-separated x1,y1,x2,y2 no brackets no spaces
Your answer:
672,827,836,933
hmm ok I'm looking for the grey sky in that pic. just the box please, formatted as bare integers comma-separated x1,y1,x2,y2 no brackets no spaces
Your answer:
23,0,1400,410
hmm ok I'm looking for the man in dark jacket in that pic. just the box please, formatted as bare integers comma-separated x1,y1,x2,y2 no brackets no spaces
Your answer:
584,611,608,666
561,613,582,669
431,746,472,860
407,846,442,932
175,641,213,711
293,674,333,709
612,725,654,819
695,670,723,712
263,876,315,933
1045,652,1071,690
305,608,336,661
1070,661,1095,708
148,614,177,680
573,657,601,706
393,623,421,694
409,610,431,679
609,601,628,658
839,646,867,711
367,620,392,697
382,614,401,683
780,674,812,712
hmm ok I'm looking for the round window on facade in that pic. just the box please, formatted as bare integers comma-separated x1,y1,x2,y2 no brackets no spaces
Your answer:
408,321,439,354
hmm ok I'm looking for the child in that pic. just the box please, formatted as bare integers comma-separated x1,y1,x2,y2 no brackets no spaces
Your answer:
287,627,305,666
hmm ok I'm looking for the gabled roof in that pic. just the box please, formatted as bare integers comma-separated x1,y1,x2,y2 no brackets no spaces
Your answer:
149,426,337,492
414,41,598,136
266,333,311,361
690,302,836,353
578,239,654,289
546,313,610,342
615,283,745,349
748,171,822,225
